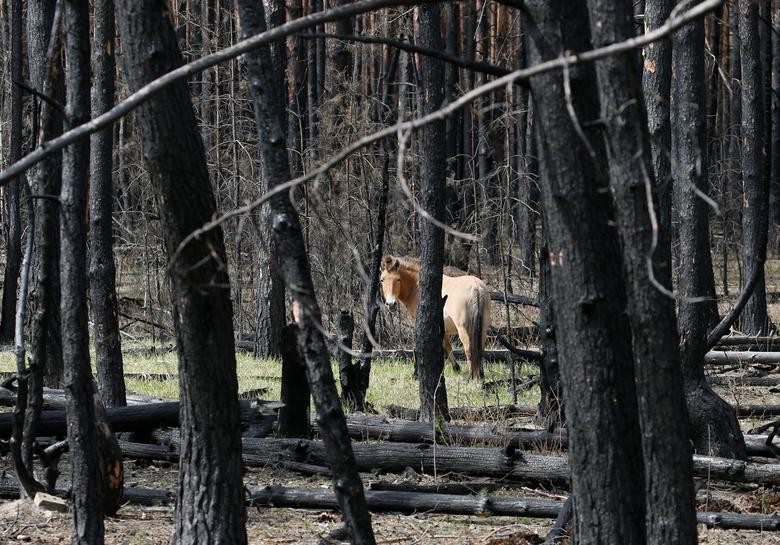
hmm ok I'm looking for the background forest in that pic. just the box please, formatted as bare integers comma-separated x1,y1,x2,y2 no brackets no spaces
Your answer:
1,0,780,544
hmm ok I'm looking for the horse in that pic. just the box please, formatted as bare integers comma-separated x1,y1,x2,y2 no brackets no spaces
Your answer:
380,255,492,379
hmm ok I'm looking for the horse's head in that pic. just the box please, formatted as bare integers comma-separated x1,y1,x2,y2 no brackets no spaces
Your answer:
380,256,401,309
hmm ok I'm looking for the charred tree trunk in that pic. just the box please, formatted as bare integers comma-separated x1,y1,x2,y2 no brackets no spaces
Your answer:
672,9,747,459
62,2,105,541
27,0,64,391
642,0,674,287
771,0,780,232
337,310,358,408
414,5,449,423
738,0,769,334
533,228,562,431
114,1,248,543
287,0,307,179
525,1,646,543
585,2,697,543
278,324,311,438
0,0,24,343
89,0,126,408
235,2,376,543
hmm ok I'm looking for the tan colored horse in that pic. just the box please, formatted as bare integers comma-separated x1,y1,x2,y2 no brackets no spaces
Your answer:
380,255,492,379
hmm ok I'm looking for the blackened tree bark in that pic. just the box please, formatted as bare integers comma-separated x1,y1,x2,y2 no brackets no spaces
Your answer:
286,0,307,179
27,0,64,391
24,0,64,474
415,5,449,423
0,0,24,343
89,0,126,408
254,0,286,360
725,1,743,292
672,9,747,459
278,324,311,438
114,2,248,543
738,0,769,334
525,1,645,543
337,310,358,407
585,2,697,543
328,0,353,78
61,2,105,542
533,228,562,431
235,2,376,543
773,0,780,230
641,0,674,286
516,100,539,277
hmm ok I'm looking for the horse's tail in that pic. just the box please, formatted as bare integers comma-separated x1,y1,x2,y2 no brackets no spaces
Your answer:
468,287,489,379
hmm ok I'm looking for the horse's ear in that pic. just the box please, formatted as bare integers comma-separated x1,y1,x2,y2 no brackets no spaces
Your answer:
384,256,399,271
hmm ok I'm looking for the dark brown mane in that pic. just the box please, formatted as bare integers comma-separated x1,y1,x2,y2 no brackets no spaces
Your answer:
395,256,421,272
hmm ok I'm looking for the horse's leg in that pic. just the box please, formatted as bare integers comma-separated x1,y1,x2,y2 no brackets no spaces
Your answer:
455,324,477,379
442,335,460,373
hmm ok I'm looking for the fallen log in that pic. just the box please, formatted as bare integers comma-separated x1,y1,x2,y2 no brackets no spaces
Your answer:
370,348,542,363
0,400,281,437
705,352,780,366
316,414,566,450
386,404,541,421
715,336,780,347
248,485,780,531
0,474,174,505
0,386,171,410
117,436,780,486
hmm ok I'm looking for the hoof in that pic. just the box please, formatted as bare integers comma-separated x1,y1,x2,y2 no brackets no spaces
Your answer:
451,361,461,373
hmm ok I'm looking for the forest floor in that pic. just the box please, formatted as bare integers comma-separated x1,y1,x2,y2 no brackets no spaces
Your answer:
1,352,779,544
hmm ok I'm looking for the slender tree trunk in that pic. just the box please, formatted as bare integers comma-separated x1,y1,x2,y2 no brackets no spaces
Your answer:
415,5,449,423
525,1,646,542
739,0,769,334
0,0,23,343
287,0,307,178
90,0,126,408
254,0,286,359
62,2,105,542
27,0,64,391
772,0,780,234
585,2,697,543
235,2,376,543
114,2,248,543
672,7,747,459
24,0,64,473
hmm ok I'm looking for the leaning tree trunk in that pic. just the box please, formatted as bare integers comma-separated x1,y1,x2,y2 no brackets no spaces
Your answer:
585,1,697,543
738,0,769,334
671,7,747,459
89,0,126,408
62,2,105,542
114,2,248,543
235,2,376,543
0,0,24,343
525,1,646,543
414,5,449,423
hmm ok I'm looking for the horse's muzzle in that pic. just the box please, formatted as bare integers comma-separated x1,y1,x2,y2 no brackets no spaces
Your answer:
385,300,397,310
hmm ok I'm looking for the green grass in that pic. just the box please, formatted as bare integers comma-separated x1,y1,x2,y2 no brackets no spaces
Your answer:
0,344,539,415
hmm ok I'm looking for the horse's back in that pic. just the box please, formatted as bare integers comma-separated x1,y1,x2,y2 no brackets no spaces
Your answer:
441,275,491,320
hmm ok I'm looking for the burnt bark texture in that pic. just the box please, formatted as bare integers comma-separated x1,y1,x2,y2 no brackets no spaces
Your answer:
414,5,449,423
89,0,126,408
27,0,64,391
235,1,376,543
672,9,747,459
337,310,358,408
585,2,697,543
771,0,780,230
254,0,286,359
1,0,24,343
738,0,769,334
113,1,248,543
278,324,311,439
525,1,646,543
533,230,562,431
641,0,673,286
61,1,105,542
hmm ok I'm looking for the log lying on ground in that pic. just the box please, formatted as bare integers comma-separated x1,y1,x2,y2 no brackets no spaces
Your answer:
705,352,780,366
314,414,566,450
716,336,780,347
385,404,539,421
0,474,174,505
370,348,542,363
117,436,780,486
489,292,539,307
0,386,171,409
248,485,780,531
0,400,281,437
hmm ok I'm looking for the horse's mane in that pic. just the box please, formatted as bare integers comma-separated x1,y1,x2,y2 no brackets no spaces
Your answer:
395,256,421,272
